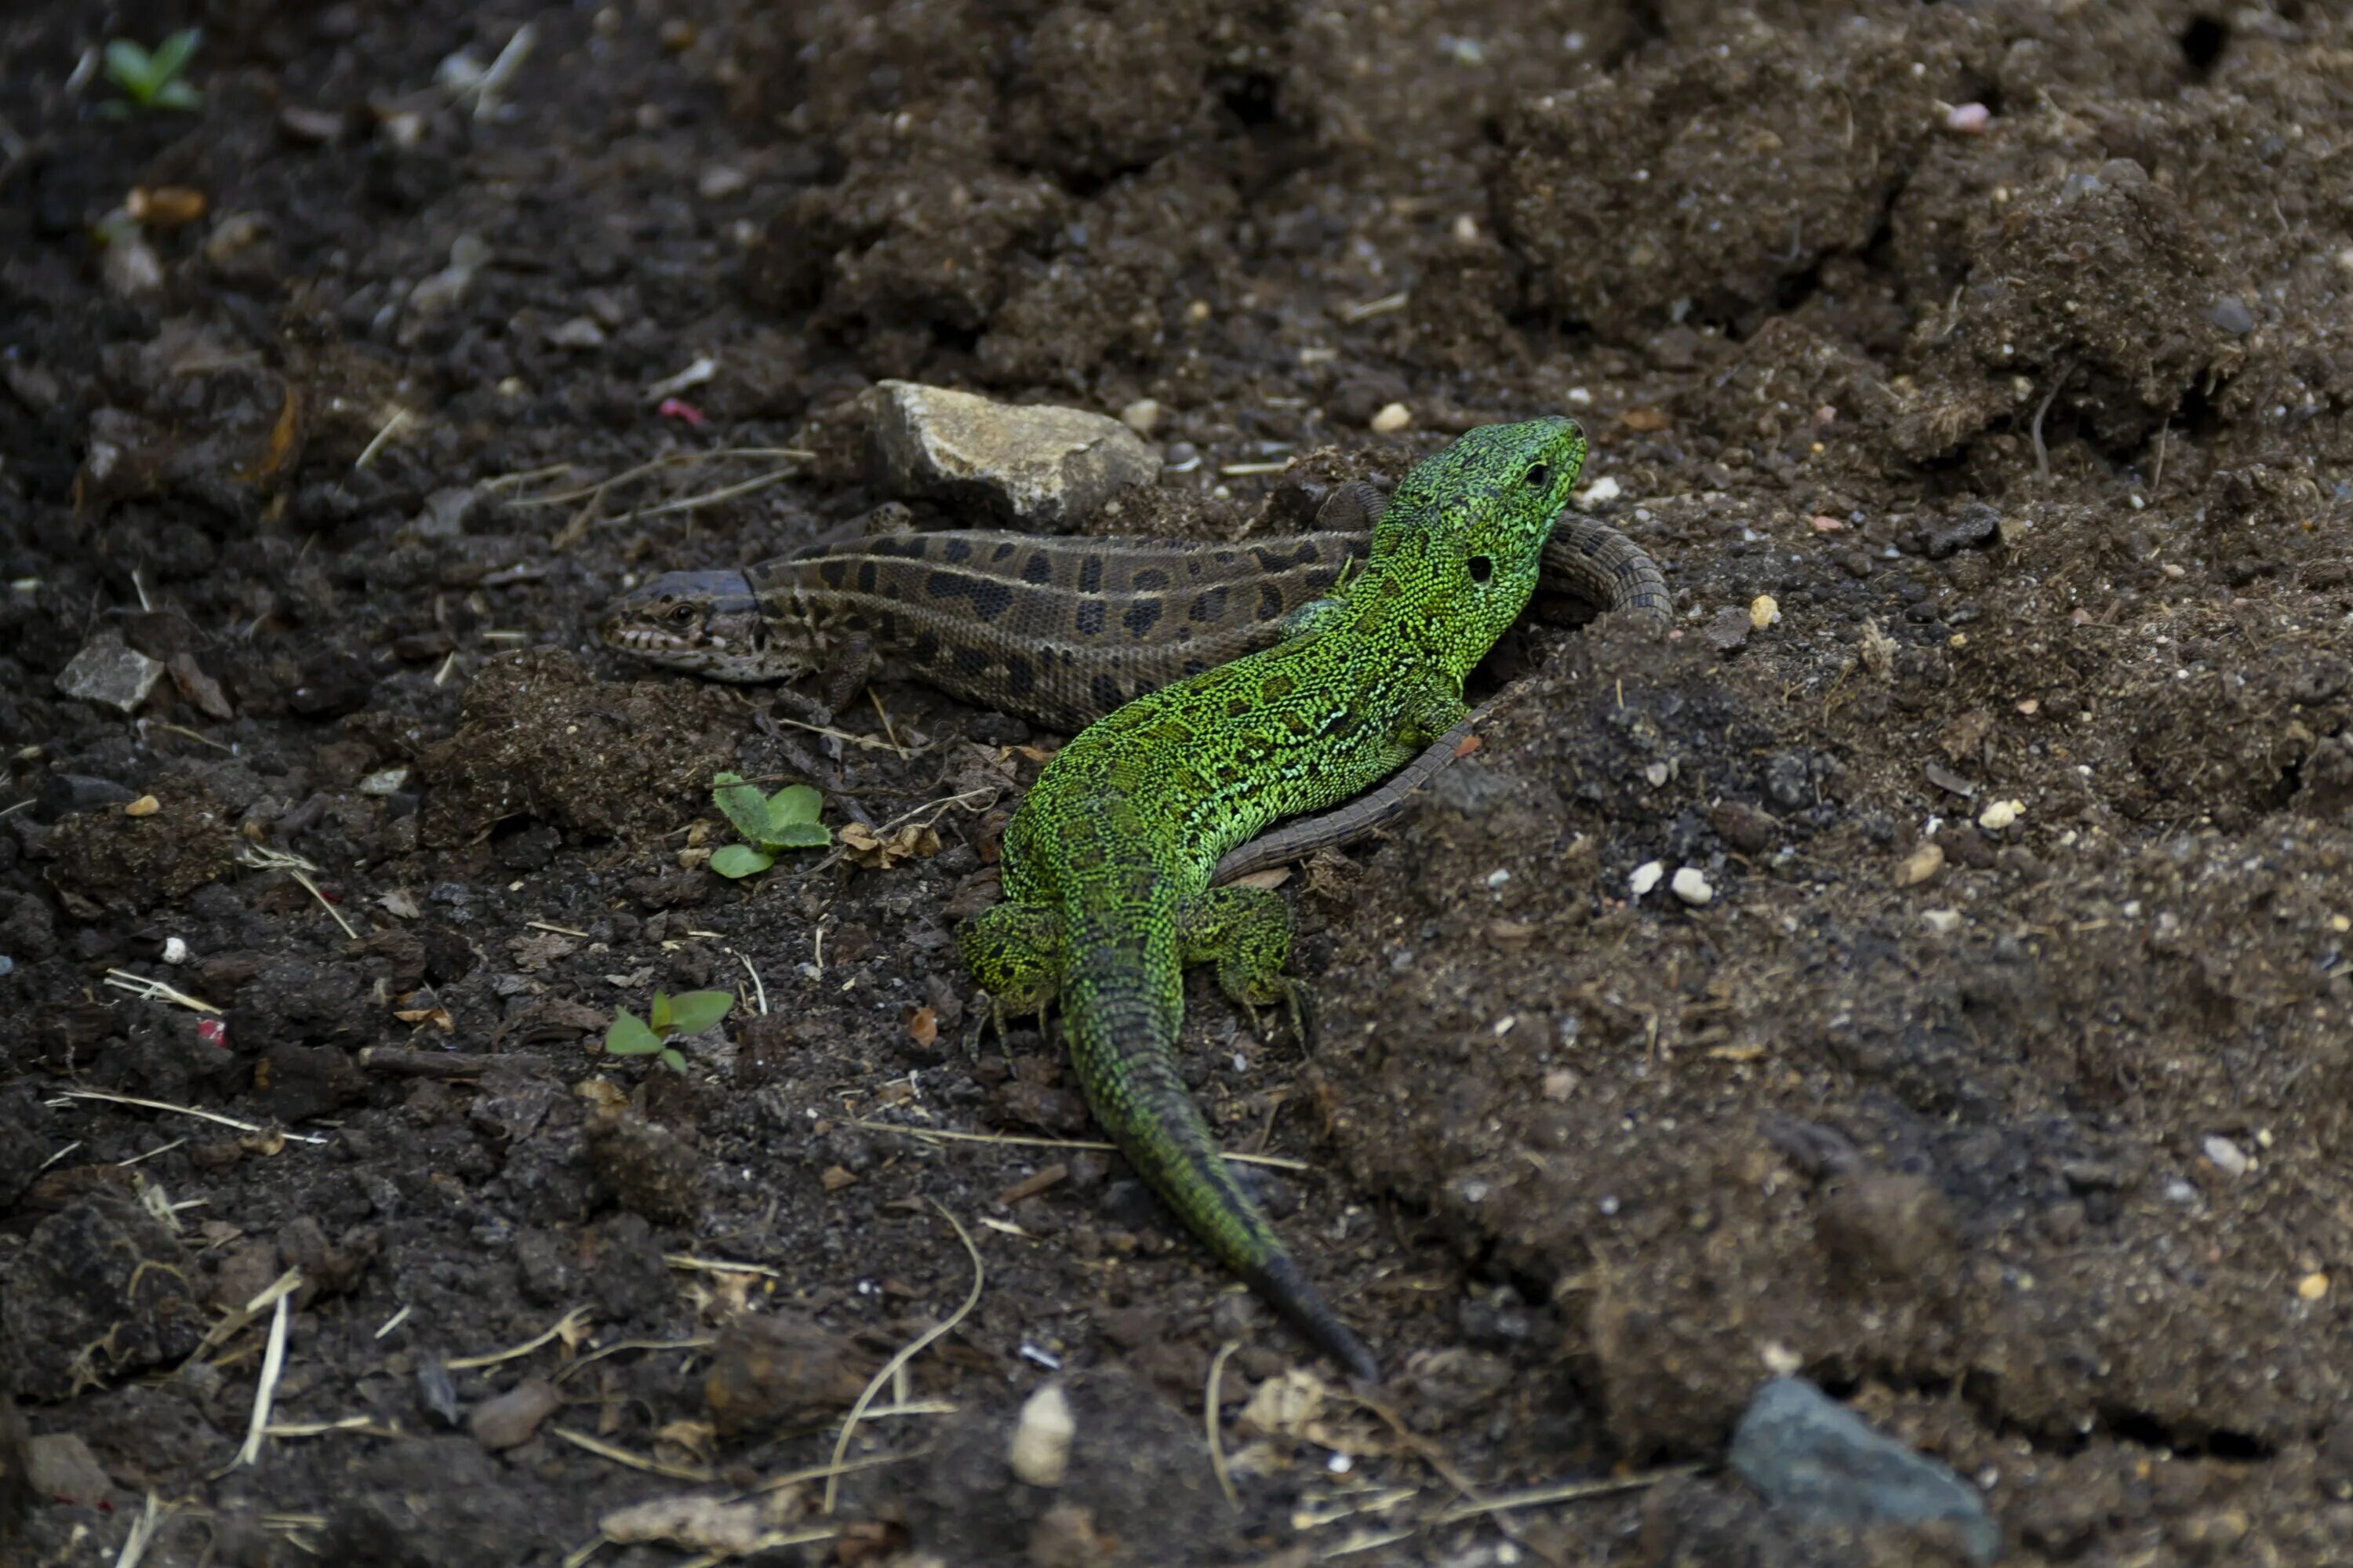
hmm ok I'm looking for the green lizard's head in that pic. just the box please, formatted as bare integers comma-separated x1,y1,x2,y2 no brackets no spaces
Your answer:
599,569,783,682
1362,416,1587,671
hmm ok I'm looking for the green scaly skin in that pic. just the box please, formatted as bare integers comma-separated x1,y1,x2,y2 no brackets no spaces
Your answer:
958,418,1588,1381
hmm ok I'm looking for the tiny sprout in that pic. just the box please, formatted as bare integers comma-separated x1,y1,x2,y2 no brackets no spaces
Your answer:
709,771,831,879
604,988,733,1075
100,30,204,117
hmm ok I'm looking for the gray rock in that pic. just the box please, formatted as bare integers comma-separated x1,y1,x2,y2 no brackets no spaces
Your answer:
1927,502,2002,560
27,1432,115,1505
2206,295,2256,336
54,635,165,713
869,380,1160,531
1731,1377,2001,1563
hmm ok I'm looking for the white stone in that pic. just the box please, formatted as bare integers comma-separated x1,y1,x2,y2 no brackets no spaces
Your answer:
1629,860,1664,899
1008,1382,1075,1487
870,381,1160,531
1670,867,1714,906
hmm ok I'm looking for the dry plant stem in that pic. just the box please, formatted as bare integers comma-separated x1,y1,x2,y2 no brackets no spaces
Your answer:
823,1201,984,1515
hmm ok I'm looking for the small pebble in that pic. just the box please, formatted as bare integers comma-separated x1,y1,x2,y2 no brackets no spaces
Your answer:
1670,867,1713,906
1369,402,1412,434
696,166,748,200
1485,868,1511,888
1944,102,1991,133
1977,799,2022,831
1894,842,1945,887
1642,762,1670,788
1575,475,1621,509
2299,1272,2329,1301
2202,1135,2250,1178
1628,860,1664,899
1009,1382,1075,1487
162,937,189,965
1118,398,1161,436
1810,515,1845,533
548,316,608,350
359,767,413,796
124,795,160,817
1749,594,1780,631
1921,908,1961,935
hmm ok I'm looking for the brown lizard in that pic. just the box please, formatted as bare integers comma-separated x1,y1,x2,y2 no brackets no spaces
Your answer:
599,483,1669,872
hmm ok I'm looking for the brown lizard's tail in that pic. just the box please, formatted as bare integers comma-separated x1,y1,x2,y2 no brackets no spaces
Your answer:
1061,933,1380,1384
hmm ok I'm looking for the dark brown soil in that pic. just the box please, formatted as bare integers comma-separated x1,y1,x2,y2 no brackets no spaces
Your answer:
5,1,2353,1563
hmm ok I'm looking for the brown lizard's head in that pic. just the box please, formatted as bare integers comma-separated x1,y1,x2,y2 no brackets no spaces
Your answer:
598,569,787,682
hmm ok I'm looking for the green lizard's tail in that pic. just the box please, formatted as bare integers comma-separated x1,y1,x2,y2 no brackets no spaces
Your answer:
1061,904,1380,1384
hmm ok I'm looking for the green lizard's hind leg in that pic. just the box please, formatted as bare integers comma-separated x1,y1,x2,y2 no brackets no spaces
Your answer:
957,901,1061,1039
1179,886,1315,1046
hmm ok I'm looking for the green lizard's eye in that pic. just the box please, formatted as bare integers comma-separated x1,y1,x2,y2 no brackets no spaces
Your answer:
1522,463,1551,489
1467,555,1493,584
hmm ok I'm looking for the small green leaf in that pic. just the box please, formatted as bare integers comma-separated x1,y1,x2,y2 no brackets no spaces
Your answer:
771,820,832,849
149,28,201,82
767,784,824,828
605,1010,660,1056
664,990,733,1035
712,772,775,844
658,1047,688,1075
649,991,673,1031
104,40,155,93
154,78,202,111
710,844,774,879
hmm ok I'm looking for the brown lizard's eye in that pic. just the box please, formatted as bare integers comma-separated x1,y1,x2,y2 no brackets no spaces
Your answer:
1522,463,1551,489
1467,555,1493,584
669,604,697,627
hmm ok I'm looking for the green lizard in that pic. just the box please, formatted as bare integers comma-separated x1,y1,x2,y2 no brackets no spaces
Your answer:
958,418,1588,1381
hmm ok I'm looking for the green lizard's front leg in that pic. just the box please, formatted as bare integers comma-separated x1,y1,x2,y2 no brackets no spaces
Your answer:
1178,885,1313,1045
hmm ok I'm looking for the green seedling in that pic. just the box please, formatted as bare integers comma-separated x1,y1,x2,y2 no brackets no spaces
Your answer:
605,988,733,1075
709,771,830,878
100,30,203,116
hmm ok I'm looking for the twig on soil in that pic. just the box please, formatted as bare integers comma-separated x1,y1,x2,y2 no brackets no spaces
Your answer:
730,948,769,1016
2151,417,2170,498
354,407,413,470
102,969,218,1011
850,1118,1311,1171
56,1087,327,1145
551,1426,713,1483
2031,358,2075,486
113,1492,169,1568
358,1046,494,1079
499,446,814,513
1430,1464,1701,1522
38,1138,82,1171
1206,1341,1242,1512
239,844,358,938
739,1446,926,1499
553,1333,717,1385
233,1289,293,1467
869,688,907,760
665,1253,783,1279
267,1414,402,1439
823,1200,984,1515
153,722,230,751
768,714,912,754
446,1304,591,1370
1339,290,1409,322
527,919,592,938
116,1136,187,1167
187,1268,306,1367
374,1304,413,1339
